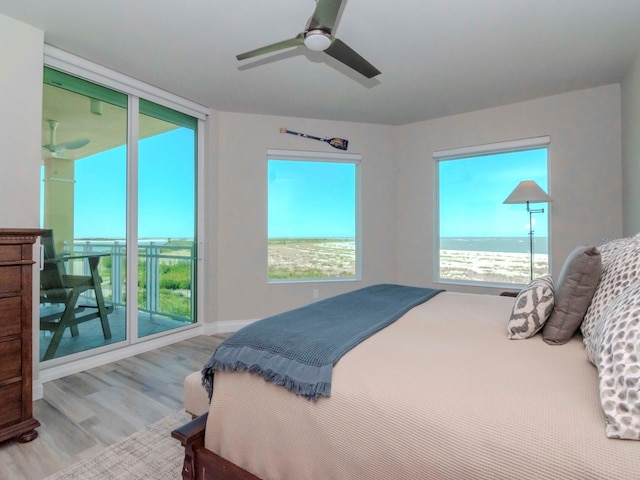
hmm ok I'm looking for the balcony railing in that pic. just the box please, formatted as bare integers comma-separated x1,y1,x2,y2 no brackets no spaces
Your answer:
63,239,196,324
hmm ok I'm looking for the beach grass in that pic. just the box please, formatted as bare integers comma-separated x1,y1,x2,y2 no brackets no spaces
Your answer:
268,238,356,279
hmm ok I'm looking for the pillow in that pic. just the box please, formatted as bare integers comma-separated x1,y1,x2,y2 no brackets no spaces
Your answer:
592,279,640,440
581,234,640,342
542,246,602,345
507,275,554,340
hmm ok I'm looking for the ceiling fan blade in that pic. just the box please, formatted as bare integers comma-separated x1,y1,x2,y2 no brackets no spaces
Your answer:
308,0,344,32
325,38,381,78
57,138,90,150
237,33,305,61
51,151,72,160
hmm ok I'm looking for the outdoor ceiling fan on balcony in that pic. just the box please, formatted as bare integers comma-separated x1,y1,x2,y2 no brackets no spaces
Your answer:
236,0,381,79
42,119,90,159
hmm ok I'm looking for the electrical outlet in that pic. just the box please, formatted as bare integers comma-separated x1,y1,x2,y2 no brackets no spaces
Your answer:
313,289,319,299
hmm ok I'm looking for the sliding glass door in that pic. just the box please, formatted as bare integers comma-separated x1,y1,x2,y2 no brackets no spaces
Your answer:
40,66,199,363
137,101,197,337
40,69,128,362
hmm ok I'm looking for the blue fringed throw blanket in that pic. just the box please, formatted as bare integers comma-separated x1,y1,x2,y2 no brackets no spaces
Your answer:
202,284,443,400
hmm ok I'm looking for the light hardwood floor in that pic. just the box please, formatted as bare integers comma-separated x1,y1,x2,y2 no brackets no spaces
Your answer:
0,334,227,480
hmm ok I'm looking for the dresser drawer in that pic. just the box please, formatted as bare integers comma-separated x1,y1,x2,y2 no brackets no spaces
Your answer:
0,296,21,337
0,266,22,295
0,382,22,428
0,338,21,382
0,244,21,262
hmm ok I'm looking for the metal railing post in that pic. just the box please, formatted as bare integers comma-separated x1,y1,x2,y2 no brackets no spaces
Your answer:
111,241,123,307
146,242,160,316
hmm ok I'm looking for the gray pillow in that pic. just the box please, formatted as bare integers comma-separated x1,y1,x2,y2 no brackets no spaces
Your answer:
542,246,602,345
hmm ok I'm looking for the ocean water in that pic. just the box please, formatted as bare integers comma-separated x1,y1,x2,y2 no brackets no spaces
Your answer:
440,237,549,254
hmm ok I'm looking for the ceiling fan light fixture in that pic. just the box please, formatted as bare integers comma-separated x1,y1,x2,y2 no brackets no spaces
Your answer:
304,30,332,51
235,0,380,78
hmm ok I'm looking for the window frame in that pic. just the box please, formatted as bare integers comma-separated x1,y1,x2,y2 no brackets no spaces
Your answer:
266,148,362,284
433,136,551,287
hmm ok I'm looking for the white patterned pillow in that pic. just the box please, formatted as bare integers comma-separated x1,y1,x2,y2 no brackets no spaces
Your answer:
507,275,554,340
592,279,640,440
581,234,640,342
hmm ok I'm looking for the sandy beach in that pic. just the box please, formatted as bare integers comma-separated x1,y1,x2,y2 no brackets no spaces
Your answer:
440,249,549,285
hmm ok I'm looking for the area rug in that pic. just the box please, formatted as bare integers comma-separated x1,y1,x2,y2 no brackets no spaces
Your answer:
45,410,192,480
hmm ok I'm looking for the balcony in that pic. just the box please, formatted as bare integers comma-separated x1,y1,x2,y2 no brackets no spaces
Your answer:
39,239,196,361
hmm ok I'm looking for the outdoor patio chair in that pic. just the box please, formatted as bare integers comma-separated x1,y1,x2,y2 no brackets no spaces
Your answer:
39,229,113,361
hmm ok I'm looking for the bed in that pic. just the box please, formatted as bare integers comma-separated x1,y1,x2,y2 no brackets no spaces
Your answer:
173,236,640,480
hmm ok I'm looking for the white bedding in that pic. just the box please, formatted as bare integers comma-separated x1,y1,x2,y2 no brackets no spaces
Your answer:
204,292,640,479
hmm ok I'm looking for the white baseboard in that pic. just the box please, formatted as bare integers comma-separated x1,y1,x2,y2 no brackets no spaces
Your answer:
203,318,258,335
33,380,44,401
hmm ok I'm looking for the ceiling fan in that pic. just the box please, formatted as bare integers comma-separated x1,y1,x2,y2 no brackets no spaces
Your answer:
236,0,380,79
42,119,90,159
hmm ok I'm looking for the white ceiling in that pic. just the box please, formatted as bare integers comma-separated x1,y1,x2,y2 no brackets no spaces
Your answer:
2,0,640,125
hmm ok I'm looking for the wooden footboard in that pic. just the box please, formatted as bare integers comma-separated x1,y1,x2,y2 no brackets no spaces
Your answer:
172,413,261,480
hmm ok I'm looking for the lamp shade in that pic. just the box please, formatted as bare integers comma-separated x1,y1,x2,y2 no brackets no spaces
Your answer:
503,180,552,204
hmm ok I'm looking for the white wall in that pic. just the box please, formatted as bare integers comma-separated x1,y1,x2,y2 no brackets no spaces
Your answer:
215,112,398,322
395,85,623,294
621,53,640,236
0,14,43,227
0,14,44,397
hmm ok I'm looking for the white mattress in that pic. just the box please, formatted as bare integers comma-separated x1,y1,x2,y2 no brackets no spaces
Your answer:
204,292,640,479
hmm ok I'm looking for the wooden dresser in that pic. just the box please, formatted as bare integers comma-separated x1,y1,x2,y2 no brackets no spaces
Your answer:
0,228,44,443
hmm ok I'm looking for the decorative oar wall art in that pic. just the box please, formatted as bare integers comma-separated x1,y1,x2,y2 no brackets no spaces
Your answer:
280,128,349,151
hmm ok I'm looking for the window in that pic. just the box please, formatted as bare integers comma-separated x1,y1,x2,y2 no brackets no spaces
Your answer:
267,149,361,282
435,137,550,286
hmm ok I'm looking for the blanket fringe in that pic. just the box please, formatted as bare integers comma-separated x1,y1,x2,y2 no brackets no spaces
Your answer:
203,360,330,401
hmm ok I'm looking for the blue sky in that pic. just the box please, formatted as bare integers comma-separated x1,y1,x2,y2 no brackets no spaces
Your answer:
268,160,356,238
72,128,195,239
439,148,549,238
268,149,548,240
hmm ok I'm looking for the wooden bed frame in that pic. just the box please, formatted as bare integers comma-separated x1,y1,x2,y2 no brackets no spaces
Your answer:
172,413,261,480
